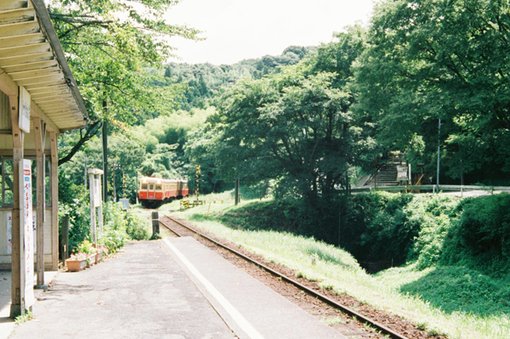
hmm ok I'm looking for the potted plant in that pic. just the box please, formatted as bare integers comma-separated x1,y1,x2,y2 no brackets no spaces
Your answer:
65,252,88,272
93,244,108,264
65,240,97,271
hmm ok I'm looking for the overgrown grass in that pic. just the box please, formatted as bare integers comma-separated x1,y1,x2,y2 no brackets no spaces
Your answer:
14,311,33,324
172,193,510,339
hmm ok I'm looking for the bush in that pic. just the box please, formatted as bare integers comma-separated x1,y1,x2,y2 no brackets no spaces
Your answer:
210,190,510,276
239,180,272,200
344,192,510,275
407,195,461,269
76,240,95,255
59,185,91,254
100,202,128,253
460,194,510,258
442,193,510,275
126,211,149,240
218,199,303,232
59,177,151,257
343,192,417,269
217,196,340,243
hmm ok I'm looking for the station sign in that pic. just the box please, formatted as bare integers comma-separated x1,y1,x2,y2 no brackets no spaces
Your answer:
22,159,35,309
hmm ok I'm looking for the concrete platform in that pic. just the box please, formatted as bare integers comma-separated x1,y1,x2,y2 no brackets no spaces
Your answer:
164,237,345,339
0,270,15,339
1,271,58,339
6,239,345,339
8,241,235,339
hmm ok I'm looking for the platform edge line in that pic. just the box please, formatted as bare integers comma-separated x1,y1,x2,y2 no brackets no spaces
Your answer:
163,238,264,339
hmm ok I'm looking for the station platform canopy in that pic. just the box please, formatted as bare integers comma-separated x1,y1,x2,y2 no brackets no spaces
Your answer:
0,0,88,318
0,0,87,131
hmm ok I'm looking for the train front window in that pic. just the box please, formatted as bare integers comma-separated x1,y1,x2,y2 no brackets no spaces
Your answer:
149,184,154,190
155,184,162,191
141,183,148,190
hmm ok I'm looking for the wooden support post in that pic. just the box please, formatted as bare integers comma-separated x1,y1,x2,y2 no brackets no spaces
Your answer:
102,114,108,202
9,94,23,318
33,117,45,287
97,201,103,240
151,211,159,238
60,215,69,261
50,132,59,271
234,178,240,205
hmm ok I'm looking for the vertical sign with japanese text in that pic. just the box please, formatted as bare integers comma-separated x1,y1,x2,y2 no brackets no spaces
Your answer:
22,159,35,308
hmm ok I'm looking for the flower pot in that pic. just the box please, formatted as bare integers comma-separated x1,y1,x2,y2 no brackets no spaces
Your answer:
66,258,87,272
86,254,96,268
95,252,102,264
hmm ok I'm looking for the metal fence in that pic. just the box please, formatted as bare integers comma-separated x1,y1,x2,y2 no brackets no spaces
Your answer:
350,184,510,194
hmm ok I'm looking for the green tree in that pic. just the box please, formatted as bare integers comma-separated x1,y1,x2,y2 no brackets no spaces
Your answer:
260,70,353,201
54,0,197,160
354,0,510,182
60,130,145,202
49,0,197,200
187,27,365,203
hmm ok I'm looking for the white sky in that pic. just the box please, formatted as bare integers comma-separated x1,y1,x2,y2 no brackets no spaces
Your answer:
165,0,375,65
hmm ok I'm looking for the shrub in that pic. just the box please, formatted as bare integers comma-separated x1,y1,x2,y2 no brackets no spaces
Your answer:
442,193,510,275
218,199,303,232
460,194,510,258
126,211,149,240
76,240,95,255
407,195,461,269
100,202,128,253
100,228,126,254
239,180,272,200
343,192,417,269
59,185,91,254
217,196,340,243
59,179,151,257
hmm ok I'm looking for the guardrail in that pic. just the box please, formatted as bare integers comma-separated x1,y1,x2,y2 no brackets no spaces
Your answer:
350,184,510,194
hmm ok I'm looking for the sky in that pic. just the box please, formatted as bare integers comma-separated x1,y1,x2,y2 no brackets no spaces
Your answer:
165,0,375,65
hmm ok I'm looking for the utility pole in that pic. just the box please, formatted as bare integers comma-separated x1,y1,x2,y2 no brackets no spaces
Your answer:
102,99,108,202
195,164,201,202
234,178,240,205
435,118,441,193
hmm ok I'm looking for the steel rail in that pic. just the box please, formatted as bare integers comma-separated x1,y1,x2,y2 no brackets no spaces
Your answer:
159,215,409,339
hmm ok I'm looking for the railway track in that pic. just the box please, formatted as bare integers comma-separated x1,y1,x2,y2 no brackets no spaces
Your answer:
159,215,410,339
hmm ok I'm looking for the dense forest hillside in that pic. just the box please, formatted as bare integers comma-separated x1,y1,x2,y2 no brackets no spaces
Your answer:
162,46,312,109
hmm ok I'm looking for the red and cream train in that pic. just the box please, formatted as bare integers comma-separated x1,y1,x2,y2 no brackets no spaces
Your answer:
138,176,189,208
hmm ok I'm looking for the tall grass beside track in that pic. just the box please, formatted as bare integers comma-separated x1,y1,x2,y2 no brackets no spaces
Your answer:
167,192,510,339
